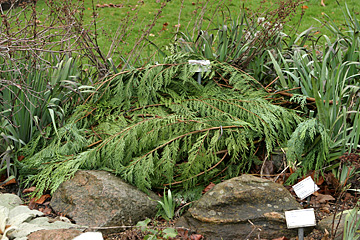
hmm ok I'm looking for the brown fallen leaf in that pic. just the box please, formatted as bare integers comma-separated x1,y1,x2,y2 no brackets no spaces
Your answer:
28,198,37,210
321,229,329,240
301,5,309,9
35,194,51,204
316,193,335,203
202,182,215,194
344,192,353,202
177,228,188,239
39,206,52,215
23,186,37,193
315,175,324,185
190,234,203,240
1,178,16,187
272,237,289,240
321,205,331,214
325,172,340,189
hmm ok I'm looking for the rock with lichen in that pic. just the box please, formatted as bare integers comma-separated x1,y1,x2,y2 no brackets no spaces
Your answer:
176,174,308,240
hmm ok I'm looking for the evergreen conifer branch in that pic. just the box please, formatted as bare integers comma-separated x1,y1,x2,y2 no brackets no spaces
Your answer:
19,53,302,195
286,118,331,183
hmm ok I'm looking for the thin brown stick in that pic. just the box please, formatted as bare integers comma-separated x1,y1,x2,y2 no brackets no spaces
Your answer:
265,76,279,90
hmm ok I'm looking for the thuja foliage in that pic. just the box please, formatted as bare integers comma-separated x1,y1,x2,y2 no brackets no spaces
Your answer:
19,53,301,195
286,118,332,183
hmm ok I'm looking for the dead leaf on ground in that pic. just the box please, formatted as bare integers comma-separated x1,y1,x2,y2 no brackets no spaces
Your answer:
301,5,309,9
321,229,329,240
315,193,335,203
344,192,353,202
39,206,52,215
190,234,203,240
202,182,215,194
34,194,51,204
272,237,289,240
325,172,340,189
1,178,16,187
320,205,331,214
23,186,37,193
177,228,188,239
28,198,37,210
315,175,325,185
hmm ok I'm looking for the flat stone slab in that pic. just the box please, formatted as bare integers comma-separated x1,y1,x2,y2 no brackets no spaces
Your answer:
176,174,306,240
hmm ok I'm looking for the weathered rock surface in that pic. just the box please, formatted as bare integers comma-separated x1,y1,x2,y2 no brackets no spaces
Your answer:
50,170,159,233
27,229,83,240
317,210,360,240
0,193,84,240
176,174,305,240
0,193,23,209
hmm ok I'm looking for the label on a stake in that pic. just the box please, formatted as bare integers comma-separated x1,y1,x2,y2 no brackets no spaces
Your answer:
188,60,211,72
292,176,319,200
285,208,316,229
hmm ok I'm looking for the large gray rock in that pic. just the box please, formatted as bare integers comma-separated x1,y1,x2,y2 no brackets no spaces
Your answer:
176,174,305,240
50,170,159,233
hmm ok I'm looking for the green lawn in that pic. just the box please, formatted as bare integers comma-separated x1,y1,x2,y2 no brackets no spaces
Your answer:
33,0,360,62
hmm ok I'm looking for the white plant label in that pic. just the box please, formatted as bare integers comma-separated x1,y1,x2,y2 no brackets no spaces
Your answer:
292,176,319,200
285,208,316,229
188,60,211,72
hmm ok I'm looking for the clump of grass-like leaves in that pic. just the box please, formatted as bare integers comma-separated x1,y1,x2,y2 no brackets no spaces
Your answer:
268,4,360,181
0,0,98,184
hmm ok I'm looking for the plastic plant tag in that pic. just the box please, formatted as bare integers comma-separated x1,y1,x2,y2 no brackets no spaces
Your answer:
292,176,319,200
285,208,316,229
188,60,211,72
